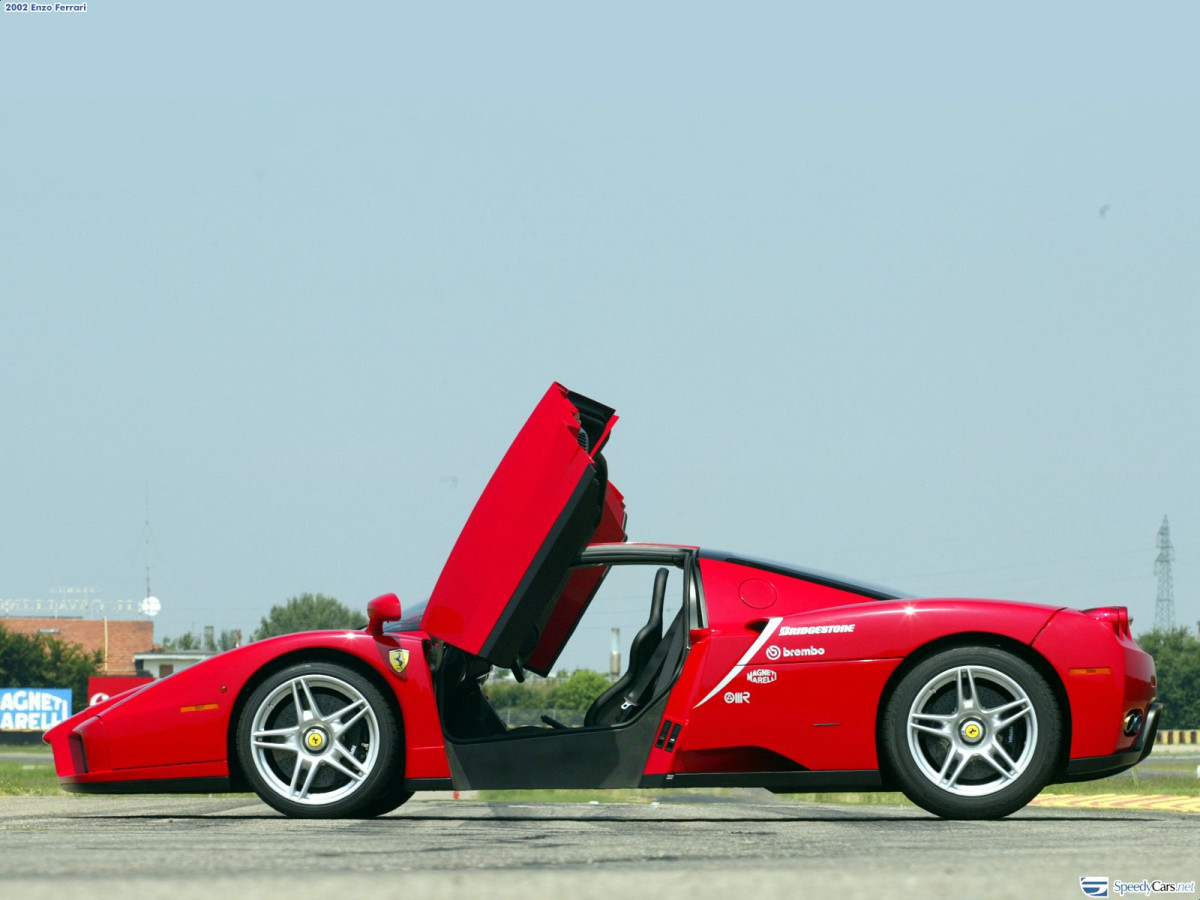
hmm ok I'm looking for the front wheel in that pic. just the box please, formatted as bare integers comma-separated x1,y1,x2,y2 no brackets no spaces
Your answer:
236,661,411,818
881,646,1061,819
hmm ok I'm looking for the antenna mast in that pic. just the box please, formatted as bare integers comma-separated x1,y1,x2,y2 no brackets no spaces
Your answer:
144,486,152,600
1154,515,1175,631
139,485,162,618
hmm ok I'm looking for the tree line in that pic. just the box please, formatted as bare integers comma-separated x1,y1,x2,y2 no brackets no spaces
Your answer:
484,669,611,712
0,594,365,714
1135,627,1200,728
0,623,103,713
160,593,367,650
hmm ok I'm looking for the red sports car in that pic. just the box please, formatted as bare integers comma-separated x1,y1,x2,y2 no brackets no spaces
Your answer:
45,384,1159,819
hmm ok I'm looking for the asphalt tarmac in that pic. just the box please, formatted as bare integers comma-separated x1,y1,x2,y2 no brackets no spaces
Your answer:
1,795,1195,899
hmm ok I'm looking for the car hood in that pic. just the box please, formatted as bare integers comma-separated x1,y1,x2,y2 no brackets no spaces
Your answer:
420,383,626,669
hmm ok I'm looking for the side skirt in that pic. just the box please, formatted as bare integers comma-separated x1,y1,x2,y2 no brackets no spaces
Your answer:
403,778,454,792
641,770,885,792
445,695,669,790
62,776,233,794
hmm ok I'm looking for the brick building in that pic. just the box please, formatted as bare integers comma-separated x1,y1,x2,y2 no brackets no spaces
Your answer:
2,618,154,675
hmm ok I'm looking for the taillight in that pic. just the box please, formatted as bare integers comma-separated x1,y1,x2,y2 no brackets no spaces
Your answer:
1082,606,1131,639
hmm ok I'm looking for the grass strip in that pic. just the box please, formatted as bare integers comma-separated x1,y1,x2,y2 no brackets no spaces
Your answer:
0,759,60,796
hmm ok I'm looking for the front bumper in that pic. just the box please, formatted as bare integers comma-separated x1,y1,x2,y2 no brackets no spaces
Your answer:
1062,701,1161,782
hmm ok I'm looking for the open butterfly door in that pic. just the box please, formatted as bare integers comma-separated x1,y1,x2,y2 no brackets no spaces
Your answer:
420,383,625,670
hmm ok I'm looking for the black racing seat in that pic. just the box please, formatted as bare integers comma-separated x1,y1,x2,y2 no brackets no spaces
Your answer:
639,612,687,712
584,568,668,727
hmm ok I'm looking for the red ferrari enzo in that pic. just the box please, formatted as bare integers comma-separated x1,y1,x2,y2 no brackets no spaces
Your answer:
45,384,1159,819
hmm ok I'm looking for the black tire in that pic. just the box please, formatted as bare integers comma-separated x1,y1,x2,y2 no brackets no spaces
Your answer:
236,661,411,818
355,777,416,819
881,646,1061,819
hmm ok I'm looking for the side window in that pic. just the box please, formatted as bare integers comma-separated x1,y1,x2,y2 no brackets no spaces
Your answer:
589,563,685,679
484,562,686,729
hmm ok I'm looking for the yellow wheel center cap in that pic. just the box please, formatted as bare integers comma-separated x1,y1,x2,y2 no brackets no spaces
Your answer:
305,729,326,750
960,721,983,743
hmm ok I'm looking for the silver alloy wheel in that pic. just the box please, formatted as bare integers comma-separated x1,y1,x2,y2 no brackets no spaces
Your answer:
905,664,1038,797
248,673,380,807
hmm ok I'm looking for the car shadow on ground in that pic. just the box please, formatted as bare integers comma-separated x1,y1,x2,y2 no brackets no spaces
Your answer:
68,811,1151,824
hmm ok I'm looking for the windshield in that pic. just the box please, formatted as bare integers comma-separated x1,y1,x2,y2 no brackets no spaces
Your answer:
383,597,429,634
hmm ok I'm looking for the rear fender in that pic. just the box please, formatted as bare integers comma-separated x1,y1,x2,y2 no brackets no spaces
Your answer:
871,631,1073,783
1032,608,1156,760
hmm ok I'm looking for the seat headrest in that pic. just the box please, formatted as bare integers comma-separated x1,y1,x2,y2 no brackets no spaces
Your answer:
650,568,669,619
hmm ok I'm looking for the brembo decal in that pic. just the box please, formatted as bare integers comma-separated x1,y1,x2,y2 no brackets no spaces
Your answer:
768,645,825,658
694,617,783,708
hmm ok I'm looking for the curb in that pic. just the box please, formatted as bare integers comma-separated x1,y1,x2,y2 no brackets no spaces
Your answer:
1030,792,1200,813
1155,729,1200,746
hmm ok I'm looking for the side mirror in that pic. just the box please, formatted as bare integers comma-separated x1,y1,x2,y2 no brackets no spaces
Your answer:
367,593,403,636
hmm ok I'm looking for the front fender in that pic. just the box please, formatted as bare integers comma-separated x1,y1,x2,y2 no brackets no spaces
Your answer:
46,630,447,785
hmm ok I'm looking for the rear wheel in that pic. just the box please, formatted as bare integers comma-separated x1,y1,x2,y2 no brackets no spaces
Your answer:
881,646,1061,819
236,661,411,818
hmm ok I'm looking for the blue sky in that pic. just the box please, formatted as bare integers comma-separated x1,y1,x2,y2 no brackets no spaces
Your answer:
2,3,1197,668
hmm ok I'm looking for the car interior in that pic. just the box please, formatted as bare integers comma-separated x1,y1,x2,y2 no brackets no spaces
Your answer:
431,562,689,743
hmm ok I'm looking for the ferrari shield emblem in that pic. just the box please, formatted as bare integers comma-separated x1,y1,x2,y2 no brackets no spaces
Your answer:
388,648,410,675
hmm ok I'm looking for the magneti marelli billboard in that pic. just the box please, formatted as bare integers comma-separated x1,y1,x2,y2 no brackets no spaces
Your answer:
0,688,72,731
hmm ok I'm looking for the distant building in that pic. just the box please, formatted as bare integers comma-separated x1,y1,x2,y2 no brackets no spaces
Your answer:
133,650,211,679
2,618,154,676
